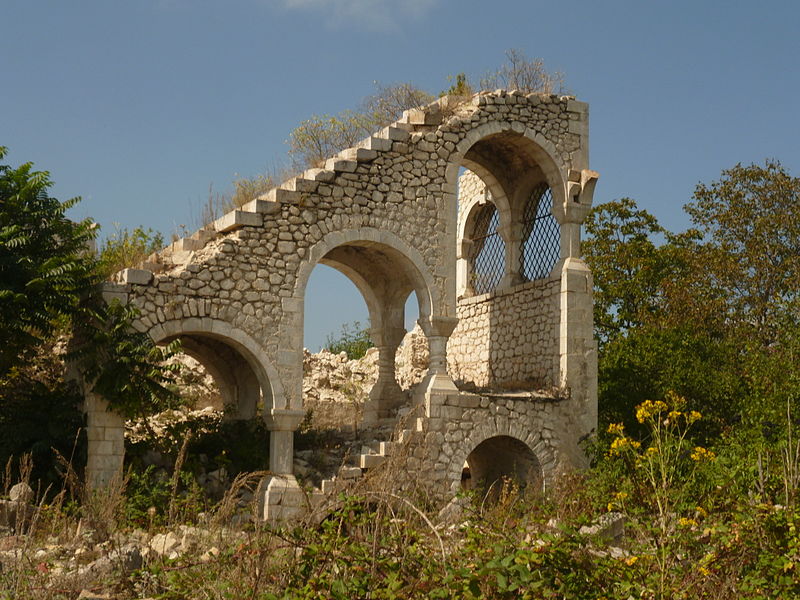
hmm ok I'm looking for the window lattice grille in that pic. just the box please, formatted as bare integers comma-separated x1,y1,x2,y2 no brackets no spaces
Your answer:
469,203,505,295
521,184,559,281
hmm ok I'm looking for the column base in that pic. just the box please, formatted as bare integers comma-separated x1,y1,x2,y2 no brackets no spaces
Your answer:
259,475,306,523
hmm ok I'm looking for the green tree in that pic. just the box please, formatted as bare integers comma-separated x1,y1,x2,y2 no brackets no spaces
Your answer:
685,159,800,345
586,161,800,435
583,198,669,345
0,146,97,376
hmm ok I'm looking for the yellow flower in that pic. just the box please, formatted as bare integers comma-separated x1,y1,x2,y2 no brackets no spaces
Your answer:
607,422,625,436
687,410,702,424
668,410,682,420
679,517,698,528
646,446,659,456
690,446,716,462
699,566,710,577
609,437,641,455
635,400,668,423
695,506,708,519
625,556,638,566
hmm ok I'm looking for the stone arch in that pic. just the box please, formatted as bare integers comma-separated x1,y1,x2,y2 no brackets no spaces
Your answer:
279,227,442,414
446,421,556,496
461,199,506,296
447,122,567,294
146,318,286,415
293,227,438,318
457,159,512,241
444,121,568,217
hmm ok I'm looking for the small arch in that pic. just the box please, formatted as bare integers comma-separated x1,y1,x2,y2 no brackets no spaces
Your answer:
461,435,543,501
145,318,286,415
448,422,555,496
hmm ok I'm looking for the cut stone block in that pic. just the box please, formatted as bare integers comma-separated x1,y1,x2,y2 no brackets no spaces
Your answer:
359,454,386,469
324,158,357,172
241,199,282,215
304,168,336,182
357,136,393,152
120,268,153,285
214,210,263,233
256,188,301,204
281,177,319,193
338,466,362,480
339,147,378,162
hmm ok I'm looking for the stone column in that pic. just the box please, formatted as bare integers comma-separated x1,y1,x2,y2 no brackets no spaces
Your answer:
417,316,460,416
261,408,306,522
499,220,524,289
364,304,408,422
84,393,125,489
552,170,599,462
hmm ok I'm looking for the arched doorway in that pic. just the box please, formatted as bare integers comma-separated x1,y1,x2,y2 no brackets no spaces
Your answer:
462,435,543,502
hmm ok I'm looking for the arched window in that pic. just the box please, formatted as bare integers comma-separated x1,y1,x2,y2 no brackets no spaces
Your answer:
520,184,559,281
468,200,505,295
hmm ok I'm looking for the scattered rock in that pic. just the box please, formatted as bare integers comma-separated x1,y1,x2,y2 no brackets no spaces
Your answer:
149,532,180,556
579,512,626,543
9,483,34,504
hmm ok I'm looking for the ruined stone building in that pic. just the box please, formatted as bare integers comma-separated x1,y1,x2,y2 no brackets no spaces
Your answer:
86,90,599,519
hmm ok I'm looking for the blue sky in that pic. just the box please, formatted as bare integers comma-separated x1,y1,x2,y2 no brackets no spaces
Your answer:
3,0,799,350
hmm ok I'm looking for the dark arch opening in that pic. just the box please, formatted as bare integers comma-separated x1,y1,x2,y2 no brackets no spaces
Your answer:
462,435,543,502
302,239,433,422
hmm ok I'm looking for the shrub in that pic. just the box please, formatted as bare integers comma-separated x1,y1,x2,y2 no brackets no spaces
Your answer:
324,320,373,360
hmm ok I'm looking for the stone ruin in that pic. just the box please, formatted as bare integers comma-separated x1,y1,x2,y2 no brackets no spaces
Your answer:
86,90,599,520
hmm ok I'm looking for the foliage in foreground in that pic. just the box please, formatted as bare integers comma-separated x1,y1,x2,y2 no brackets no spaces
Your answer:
4,392,798,600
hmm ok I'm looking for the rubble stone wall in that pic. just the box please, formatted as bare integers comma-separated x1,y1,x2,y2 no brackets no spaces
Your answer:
448,278,560,390
88,90,598,508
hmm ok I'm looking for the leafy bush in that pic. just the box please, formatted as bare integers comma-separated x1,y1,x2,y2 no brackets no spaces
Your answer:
96,225,164,277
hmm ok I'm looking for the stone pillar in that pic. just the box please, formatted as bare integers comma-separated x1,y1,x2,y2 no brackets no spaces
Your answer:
84,393,125,489
499,221,524,289
559,258,597,441
417,316,459,416
261,408,306,522
364,312,408,423
552,169,599,463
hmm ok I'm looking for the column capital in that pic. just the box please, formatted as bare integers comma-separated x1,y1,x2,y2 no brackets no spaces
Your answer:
264,408,305,431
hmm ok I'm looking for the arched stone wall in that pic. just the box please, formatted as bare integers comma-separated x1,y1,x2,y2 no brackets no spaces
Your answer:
446,417,556,495
87,91,596,518
146,317,286,414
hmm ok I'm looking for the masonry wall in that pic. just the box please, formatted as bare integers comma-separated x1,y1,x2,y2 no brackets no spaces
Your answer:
447,279,560,390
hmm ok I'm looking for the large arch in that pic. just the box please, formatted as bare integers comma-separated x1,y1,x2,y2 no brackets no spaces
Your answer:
145,318,286,416
293,227,439,319
279,227,444,418
444,121,568,217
